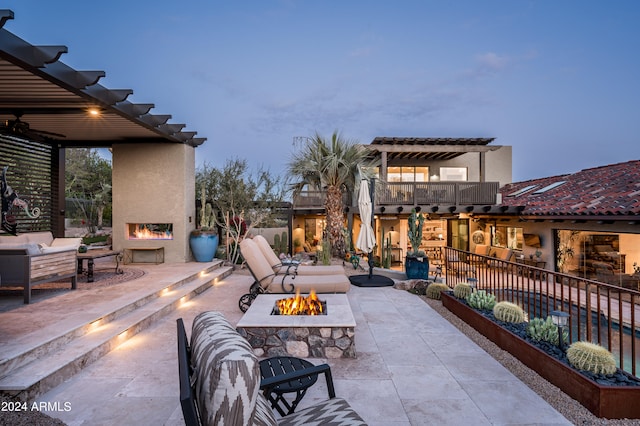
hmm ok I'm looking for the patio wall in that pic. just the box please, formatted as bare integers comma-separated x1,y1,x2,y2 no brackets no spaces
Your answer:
111,143,196,263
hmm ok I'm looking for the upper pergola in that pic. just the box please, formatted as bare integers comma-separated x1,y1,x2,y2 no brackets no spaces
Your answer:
0,10,205,148
369,137,498,161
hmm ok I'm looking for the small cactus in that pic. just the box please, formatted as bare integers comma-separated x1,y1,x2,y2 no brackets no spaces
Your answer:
453,283,472,299
567,341,617,375
426,283,449,300
493,301,525,323
466,290,496,311
528,316,568,346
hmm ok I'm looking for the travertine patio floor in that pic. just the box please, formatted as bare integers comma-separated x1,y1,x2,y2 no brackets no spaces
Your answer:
17,263,570,425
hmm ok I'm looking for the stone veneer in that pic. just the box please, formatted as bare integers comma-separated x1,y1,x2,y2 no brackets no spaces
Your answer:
236,294,356,358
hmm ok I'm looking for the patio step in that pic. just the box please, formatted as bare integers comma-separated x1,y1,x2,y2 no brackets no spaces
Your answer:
0,261,233,400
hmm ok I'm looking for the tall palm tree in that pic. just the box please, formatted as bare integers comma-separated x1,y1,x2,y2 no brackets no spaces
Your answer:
288,131,378,258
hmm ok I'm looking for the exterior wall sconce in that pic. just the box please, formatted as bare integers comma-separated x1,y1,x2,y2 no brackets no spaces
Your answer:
551,310,569,351
467,277,478,291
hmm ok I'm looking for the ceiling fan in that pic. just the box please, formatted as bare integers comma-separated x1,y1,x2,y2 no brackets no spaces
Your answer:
0,112,66,141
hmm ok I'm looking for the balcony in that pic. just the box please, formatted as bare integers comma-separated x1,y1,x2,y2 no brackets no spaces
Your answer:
292,181,500,210
292,191,352,209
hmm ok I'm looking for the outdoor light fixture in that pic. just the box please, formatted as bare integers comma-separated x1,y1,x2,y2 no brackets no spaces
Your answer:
467,277,478,291
550,310,569,351
87,108,101,117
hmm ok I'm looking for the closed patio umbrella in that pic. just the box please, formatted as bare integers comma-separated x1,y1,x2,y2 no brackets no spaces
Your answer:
350,179,393,287
356,179,376,254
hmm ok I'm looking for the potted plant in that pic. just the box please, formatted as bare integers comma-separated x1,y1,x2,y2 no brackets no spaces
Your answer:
405,208,429,279
189,186,219,262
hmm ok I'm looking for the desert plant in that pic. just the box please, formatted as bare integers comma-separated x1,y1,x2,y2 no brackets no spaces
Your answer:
493,301,526,323
319,239,331,265
426,282,449,300
566,341,617,375
453,283,472,299
466,290,496,311
407,208,426,257
528,316,568,346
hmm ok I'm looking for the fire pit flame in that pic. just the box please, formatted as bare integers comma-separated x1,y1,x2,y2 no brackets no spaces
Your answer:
273,290,326,315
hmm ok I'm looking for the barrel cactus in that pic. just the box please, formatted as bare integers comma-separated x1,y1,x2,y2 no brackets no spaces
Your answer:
466,290,496,311
426,282,449,300
493,301,525,323
453,283,472,299
528,316,568,346
567,341,617,375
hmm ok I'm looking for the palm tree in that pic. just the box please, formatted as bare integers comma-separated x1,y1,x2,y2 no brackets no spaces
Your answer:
288,131,378,258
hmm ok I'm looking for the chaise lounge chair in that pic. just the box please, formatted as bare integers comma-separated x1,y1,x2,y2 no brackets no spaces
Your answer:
252,235,344,276
238,238,350,312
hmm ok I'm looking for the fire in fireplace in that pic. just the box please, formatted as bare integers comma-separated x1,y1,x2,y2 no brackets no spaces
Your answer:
127,223,173,240
272,290,326,316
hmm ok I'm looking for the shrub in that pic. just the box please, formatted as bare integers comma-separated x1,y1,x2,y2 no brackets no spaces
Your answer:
426,283,449,300
567,341,617,375
493,301,525,323
453,283,472,299
528,316,568,346
466,290,496,311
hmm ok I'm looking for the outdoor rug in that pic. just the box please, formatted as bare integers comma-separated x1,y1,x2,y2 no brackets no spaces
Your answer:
0,267,146,294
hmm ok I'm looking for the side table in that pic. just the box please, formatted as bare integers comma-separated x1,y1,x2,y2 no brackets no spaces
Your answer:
259,356,319,416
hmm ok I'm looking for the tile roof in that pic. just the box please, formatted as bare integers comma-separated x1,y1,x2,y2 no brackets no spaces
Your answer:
499,160,640,217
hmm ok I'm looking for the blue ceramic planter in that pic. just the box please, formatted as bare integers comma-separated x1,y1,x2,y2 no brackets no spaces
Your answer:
189,232,219,262
405,256,429,279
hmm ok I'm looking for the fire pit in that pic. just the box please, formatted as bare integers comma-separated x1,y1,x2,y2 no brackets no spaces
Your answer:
237,293,356,358
272,290,326,316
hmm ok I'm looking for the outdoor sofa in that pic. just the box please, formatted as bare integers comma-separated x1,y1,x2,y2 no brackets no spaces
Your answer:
177,310,366,425
0,231,82,303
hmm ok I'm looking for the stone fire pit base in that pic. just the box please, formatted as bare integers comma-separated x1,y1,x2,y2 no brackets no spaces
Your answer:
236,294,356,358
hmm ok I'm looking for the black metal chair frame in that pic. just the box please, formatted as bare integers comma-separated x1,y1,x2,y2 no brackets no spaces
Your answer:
238,259,297,312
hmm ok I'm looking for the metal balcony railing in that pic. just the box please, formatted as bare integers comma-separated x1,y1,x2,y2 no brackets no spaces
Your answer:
442,246,640,378
376,181,500,206
292,181,500,209
292,191,351,209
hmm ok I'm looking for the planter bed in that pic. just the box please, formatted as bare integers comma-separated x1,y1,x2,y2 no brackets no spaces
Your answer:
441,291,640,419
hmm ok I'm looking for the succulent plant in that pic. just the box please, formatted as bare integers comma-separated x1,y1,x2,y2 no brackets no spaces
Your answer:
527,316,568,346
407,208,426,257
466,290,496,311
453,282,472,299
426,282,449,300
566,341,617,375
493,301,525,323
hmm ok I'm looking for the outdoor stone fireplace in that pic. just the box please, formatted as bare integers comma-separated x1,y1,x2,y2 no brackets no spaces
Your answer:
236,294,356,358
111,143,195,263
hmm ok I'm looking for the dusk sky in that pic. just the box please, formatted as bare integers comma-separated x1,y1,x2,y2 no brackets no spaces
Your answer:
4,1,639,182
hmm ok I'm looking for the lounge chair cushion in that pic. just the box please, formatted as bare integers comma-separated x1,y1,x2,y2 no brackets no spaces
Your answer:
190,311,272,426
253,235,345,276
240,239,276,284
241,238,351,293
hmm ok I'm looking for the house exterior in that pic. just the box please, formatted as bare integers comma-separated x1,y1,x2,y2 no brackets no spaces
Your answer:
291,137,513,264
471,160,640,288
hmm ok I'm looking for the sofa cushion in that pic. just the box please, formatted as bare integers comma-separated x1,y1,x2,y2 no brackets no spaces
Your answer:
278,397,367,426
51,237,82,249
0,243,41,255
190,311,263,426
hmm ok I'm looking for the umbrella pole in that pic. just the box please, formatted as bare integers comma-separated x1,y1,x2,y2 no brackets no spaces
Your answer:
368,251,373,279
369,178,375,280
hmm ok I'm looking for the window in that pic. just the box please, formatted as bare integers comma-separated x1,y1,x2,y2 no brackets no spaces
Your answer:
533,181,566,194
386,166,429,182
507,185,538,197
440,167,467,181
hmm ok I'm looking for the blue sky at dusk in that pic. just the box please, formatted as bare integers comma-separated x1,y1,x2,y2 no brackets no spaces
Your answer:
4,0,639,182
